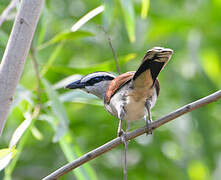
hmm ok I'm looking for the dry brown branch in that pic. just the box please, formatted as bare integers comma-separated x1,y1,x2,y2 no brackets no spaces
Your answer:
0,0,44,135
43,90,221,180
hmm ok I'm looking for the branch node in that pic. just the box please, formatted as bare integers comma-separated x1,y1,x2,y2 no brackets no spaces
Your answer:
86,153,92,159
20,18,24,24
186,105,191,110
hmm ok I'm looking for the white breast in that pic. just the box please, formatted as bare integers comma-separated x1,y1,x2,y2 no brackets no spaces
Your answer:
104,87,157,121
123,96,146,121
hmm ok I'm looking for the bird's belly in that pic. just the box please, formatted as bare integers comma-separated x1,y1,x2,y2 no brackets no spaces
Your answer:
123,96,146,121
104,89,156,121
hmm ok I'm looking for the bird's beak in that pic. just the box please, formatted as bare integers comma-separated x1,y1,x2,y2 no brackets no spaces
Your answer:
65,80,86,89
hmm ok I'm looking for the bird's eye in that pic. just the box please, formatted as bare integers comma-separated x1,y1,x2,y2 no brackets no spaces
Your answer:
94,77,101,81
92,77,101,83
86,76,114,86
104,76,114,81
87,77,102,86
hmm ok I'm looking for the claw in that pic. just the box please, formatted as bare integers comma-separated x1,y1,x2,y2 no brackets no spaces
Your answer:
117,128,127,145
120,131,127,144
117,129,125,137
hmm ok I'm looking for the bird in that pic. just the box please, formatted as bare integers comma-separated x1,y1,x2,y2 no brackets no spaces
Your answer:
66,47,173,138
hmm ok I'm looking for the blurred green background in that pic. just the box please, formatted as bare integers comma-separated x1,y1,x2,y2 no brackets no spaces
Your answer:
0,0,221,179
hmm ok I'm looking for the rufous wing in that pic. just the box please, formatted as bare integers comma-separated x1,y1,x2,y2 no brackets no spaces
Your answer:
105,72,135,103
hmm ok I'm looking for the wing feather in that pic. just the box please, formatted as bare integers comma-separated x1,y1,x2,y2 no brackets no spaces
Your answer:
105,72,134,103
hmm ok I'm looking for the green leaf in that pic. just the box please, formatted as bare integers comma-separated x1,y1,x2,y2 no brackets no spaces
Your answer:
141,0,149,19
0,147,17,172
119,0,136,42
38,30,94,50
48,31,93,45
37,7,49,45
188,161,210,180
49,53,137,75
71,5,104,32
31,126,43,140
4,110,34,179
40,43,64,77
59,90,103,106
200,50,221,85
11,85,33,113
0,30,9,47
103,0,114,28
59,132,97,180
0,149,12,160
9,112,32,148
53,75,83,90
43,79,69,142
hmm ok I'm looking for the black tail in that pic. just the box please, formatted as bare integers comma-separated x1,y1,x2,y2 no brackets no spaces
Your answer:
133,47,173,88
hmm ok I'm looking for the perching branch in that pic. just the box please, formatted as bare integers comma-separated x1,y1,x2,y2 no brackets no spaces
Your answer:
0,0,44,135
43,90,221,180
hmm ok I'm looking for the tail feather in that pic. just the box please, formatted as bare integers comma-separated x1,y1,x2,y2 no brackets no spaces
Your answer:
133,47,173,88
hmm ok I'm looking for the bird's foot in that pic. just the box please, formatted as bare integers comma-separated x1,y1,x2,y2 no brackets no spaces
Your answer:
117,129,127,145
117,129,125,137
146,118,153,135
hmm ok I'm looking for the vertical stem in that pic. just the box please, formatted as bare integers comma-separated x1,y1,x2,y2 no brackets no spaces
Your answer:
0,0,45,135
100,26,121,74
30,46,42,106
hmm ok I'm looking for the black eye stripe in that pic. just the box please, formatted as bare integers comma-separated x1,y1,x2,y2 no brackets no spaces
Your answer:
104,76,114,80
86,76,114,86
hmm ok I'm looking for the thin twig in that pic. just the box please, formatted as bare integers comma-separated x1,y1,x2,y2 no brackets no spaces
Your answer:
30,46,42,119
43,90,221,180
0,0,19,27
30,46,42,106
100,26,121,74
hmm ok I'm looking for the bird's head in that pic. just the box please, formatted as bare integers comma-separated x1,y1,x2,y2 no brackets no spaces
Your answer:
66,72,116,99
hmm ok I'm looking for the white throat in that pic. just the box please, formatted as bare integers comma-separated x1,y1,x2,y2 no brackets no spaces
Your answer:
84,81,111,100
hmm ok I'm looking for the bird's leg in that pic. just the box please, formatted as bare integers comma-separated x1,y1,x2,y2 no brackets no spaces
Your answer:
145,99,153,135
117,117,124,137
126,119,130,133
117,106,126,137
123,119,130,180
117,107,129,180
